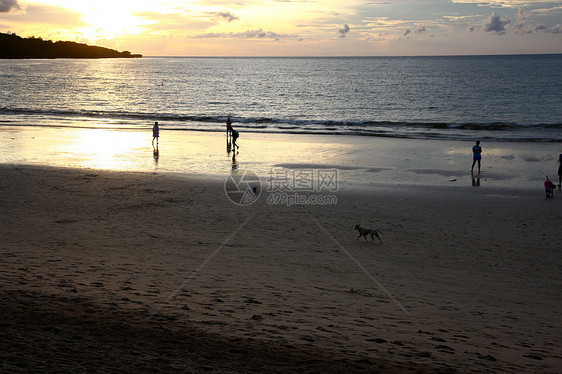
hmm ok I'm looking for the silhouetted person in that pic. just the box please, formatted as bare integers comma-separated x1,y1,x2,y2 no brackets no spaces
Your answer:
471,140,482,173
232,128,240,150
557,152,562,188
226,117,233,139
152,121,160,147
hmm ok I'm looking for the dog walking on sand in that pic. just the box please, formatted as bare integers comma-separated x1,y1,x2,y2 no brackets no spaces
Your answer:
355,224,383,243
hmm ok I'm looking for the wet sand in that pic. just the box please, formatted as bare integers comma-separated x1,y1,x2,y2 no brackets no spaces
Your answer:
1,125,560,190
1,163,561,373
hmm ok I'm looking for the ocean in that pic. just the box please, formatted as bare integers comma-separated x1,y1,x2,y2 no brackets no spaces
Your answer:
1,55,561,142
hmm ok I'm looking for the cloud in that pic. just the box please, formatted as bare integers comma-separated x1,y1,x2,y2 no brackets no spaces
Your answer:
451,0,561,8
510,7,562,34
193,28,297,40
0,0,19,13
402,25,426,38
549,24,561,33
533,5,562,14
415,25,426,34
530,23,561,34
215,11,239,23
239,29,280,39
482,12,511,34
513,7,530,34
339,24,350,38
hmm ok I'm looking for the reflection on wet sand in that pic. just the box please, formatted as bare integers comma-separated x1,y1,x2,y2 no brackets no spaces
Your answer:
472,172,480,187
0,125,556,190
153,147,159,167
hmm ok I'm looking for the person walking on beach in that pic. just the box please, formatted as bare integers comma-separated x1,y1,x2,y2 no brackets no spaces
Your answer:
232,128,240,150
152,121,160,147
471,140,482,173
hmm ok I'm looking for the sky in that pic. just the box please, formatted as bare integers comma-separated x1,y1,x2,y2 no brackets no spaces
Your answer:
1,0,561,56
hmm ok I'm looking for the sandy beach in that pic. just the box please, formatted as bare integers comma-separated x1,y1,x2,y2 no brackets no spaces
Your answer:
1,132,561,374
2,126,562,373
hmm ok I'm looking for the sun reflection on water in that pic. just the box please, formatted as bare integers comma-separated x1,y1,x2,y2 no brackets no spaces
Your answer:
64,129,148,170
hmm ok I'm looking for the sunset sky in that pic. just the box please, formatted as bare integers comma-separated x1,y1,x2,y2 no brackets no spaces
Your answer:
1,0,561,56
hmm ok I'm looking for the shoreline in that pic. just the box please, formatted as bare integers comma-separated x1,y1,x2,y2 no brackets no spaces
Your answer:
1,125,560,192
1,164,561,372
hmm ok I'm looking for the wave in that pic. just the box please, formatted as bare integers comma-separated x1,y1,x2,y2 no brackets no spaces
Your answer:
1,107,560,142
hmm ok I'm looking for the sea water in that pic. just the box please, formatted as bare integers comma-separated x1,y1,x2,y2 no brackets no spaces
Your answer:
1,55,561,142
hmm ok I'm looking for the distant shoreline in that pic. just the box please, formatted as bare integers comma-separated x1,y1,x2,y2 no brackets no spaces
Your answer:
0,55,142,59
0,32,142,59
0,56,142,59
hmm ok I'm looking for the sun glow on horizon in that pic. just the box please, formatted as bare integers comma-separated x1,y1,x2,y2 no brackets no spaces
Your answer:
2,0,561,56
78,9,146,41
31,0,154,42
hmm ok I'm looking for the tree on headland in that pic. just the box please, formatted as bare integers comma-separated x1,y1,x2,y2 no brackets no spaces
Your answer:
0,33,142,59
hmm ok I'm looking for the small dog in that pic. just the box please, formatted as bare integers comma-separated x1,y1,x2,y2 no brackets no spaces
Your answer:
355,224,383,243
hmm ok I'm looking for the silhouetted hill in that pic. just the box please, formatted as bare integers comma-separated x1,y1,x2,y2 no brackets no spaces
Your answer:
0,33,142,59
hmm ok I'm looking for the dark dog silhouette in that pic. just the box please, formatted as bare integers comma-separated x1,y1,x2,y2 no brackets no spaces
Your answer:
355,224,382,243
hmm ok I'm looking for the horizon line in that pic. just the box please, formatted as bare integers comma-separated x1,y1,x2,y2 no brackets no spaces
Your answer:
142,53,562,58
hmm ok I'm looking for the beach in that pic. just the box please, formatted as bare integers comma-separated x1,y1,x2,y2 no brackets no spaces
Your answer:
1,125,560,189
1,127,561,373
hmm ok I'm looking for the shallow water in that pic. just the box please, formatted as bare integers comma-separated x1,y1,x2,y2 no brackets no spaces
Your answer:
2,126,559,191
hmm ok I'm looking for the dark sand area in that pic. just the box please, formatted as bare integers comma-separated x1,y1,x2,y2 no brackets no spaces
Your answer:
1,164,561,373
1,289,448,373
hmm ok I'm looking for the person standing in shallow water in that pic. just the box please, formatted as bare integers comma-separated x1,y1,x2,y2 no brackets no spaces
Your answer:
152,122,160,147
471,140,482,173
226,117,233,139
